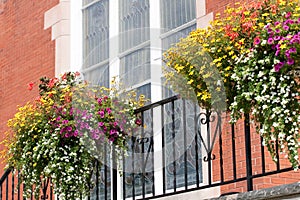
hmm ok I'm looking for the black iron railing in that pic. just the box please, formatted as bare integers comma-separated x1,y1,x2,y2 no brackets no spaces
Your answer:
0,95,298,200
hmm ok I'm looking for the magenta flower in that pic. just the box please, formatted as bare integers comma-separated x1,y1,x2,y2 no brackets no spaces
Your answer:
283,25,289,31
253,37,261,45
106,107,112,114
274,21,281,26
274,36,281,41
110,129,117,135
74,130,79,137
113,121,118,127
98,122,104,127
287,58,294,65
67,126,72,132
274,62,284,72
289,47,297,53
98,110,105,118
267,37,274,44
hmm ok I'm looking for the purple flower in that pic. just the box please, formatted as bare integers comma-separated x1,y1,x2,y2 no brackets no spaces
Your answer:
265,23,271,29
274,36,281,41
92,133,99,140
267,29,273,34
110,129,117,135
275,29,281,33
287,58,294,65
283,25,289,31
271,45,276,50
290,38,299,44
274,21,281,26
74,130,79,137
106,107,112,114
267,37,274,44
62,120,69,124
285,12,291,19
56,116,61,121
67,126,72,132
289,47,297,53
98,122,104,127
274,63,282,72
70,108,74,115
275,50,280,56
98,110,105,118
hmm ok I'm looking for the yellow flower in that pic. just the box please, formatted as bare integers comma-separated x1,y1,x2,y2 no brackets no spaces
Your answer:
281,44,287,49
187,79,194,84
262,13,269,17
244,11,250,16
216,62,222,67
201,91,211,100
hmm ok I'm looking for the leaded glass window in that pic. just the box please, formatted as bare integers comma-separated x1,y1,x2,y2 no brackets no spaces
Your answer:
83,0,109,87
119,0,150,52
160,0,200,190
160,0,196,32
119,47,151,89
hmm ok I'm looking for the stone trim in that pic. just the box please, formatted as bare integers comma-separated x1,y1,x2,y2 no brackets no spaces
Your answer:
207,182,300,200
44,0,71,76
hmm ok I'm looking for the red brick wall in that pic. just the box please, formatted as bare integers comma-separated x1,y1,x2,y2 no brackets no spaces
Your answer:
212,116,300,195
206,0,300,196
0,0,58,173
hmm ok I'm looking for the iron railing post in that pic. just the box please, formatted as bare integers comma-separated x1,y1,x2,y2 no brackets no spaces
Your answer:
112,148,118,200
244,113,253,191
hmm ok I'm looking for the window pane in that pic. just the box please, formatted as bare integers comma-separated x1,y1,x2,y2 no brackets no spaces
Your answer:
120,47,151,89
160,0,196,32
83,0,109,68
119,0,150,52
84,64,110,88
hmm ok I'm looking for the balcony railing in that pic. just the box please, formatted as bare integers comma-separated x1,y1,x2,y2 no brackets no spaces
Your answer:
0,95,298,200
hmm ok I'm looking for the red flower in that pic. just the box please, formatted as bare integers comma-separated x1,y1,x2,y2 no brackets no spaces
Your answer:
27,82,34,91
61,73,67,80
75,71,80,76
48,78,58,88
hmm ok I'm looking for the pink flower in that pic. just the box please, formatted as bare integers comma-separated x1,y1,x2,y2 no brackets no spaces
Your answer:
98,110,105,118
253,37,261,45
274,21,281,26
283,25,289,31
75,71,80,76
267,37,274,44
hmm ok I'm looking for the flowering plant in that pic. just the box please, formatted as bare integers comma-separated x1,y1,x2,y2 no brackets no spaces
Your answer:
163,0,300,168
2,72,145,199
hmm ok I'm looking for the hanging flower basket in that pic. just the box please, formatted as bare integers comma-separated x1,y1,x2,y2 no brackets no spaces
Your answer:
1,72,146,199
163,0,300,169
